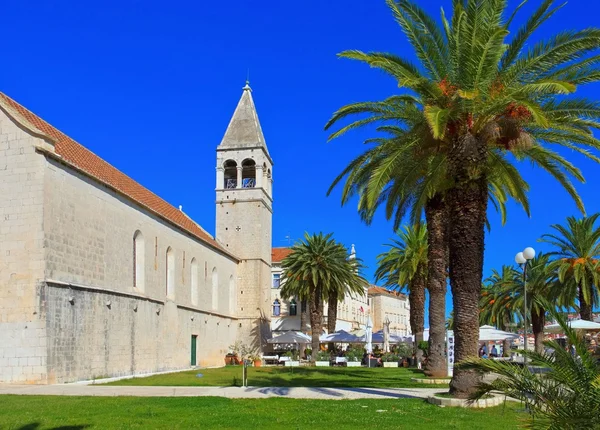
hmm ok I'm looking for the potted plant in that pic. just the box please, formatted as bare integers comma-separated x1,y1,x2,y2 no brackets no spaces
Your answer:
250,354,262,367
382,353,400,368
345,349,362,367
315,351,331,367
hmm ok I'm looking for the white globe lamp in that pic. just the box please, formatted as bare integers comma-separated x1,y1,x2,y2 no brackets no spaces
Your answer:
523,247,536,260
515,252,526,265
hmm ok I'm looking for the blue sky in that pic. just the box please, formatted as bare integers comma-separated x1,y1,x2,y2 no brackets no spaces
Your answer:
3,0,600,323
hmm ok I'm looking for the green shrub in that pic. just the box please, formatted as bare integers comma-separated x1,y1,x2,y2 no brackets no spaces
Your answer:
382,353,399,362
315,351,331,361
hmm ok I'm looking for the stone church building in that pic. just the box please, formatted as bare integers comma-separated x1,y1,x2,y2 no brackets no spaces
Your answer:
0,83,274,384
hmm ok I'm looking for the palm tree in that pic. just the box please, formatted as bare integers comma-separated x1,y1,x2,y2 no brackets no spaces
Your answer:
326,0,600,397
481,266,521,356
493,254,558,353
326,248,367,350
459,312,600,430
375,224,427,362
540,214,600,321
280,233,368,359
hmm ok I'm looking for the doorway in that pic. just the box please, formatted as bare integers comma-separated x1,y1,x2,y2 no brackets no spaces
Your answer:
191,335,197,366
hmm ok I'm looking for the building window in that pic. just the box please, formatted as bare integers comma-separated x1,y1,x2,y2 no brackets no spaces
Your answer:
242,158,256,188
166,247,174,298
272,273,281,288
289,299,297,316
190,258,198,306
273,299,281,316
133,231,145,292
212,267,218,310
224,159,237,188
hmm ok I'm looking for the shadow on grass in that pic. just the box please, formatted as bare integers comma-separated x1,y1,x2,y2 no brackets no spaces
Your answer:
17,423,89,430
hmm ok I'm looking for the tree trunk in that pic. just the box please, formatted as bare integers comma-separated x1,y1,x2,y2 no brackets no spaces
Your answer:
578,284,593,321
531,307,546,354
424,194,449,378
300,299,309,333
448,132,488,399
327,290,338,351
501,316,511,357
409,275,426,364
310,285,324,362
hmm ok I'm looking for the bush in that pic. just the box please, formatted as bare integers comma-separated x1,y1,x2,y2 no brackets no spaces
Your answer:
345,349,362,362
315,351,331,361
396,343,413,358
417,340,429,357
284,350,299,360
382,353,400,362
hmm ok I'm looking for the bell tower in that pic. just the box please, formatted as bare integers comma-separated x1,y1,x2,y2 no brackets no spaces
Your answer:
216,81,273,346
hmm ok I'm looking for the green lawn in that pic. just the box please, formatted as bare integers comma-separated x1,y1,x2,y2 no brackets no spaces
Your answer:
0,395,525,429
103,366,448,388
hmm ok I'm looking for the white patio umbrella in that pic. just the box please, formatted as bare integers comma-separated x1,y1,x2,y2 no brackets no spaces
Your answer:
383,322,390,353
365,316,373,354
545,319,600,333
267,331,311,344
319,330,361,343
479,325,520,341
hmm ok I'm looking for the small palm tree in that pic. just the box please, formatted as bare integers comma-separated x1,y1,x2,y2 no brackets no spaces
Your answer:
540,214,600,320
459,312,600,430
375,224,427,362
280,233,367,359
481,266,521,356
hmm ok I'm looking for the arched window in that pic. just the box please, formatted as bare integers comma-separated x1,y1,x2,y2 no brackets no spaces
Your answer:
229,275,235,314
191,258,198,306
166,247,174,298
223,159,237,189
133,230,145,292
289,299,297,316
272,299,281,316
211,267,218,310
241,159,256,188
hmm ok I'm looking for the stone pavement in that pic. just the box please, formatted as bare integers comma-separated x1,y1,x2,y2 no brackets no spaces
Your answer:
0,384,440,400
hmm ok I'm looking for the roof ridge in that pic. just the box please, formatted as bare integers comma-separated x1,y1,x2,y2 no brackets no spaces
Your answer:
0,92,233,259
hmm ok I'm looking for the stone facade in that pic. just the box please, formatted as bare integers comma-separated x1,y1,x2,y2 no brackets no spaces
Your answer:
368,286,411,337
0,83,271,384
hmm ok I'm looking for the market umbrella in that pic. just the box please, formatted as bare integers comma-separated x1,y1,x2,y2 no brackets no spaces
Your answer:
365,316,373,354
479,325,520,341
267,331,311,344
545,319,600,333
383,323,390,353
319,330,361,343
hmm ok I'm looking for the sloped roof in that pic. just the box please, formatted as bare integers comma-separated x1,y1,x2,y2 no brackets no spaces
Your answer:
272,247,293,263
368,286,407,299
218,82,269,155
0,92,235,259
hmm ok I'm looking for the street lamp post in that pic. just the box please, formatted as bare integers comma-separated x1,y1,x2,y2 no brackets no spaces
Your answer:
515,247,536,367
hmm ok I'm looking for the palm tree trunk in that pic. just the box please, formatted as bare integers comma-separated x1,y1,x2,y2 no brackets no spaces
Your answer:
327,290,338,351
424,194,448,378
578,284,593,321
448,133,488,399
310,285,324,362
501,316,511,357
531,307,546,354
409,276,426,364
300,299,309,333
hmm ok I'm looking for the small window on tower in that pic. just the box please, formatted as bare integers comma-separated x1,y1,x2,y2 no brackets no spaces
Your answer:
224,160,237,189
289,299,297,316
272,273,281,288
241,159,256,188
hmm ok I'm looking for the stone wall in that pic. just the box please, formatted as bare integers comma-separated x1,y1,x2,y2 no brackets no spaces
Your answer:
0,109,49,383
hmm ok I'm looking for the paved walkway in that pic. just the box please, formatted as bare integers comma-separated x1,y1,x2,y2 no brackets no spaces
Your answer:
0,384,440,400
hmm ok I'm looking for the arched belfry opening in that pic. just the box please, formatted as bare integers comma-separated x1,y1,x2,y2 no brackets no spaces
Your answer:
224,160,237,189
242,159,256,188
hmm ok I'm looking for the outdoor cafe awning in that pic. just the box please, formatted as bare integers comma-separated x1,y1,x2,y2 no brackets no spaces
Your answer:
545,319,600,333
267,331,311,344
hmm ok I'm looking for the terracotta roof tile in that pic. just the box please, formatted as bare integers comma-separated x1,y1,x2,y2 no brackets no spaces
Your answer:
0,92,233,259
272,247,293,263
368,286,406,299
